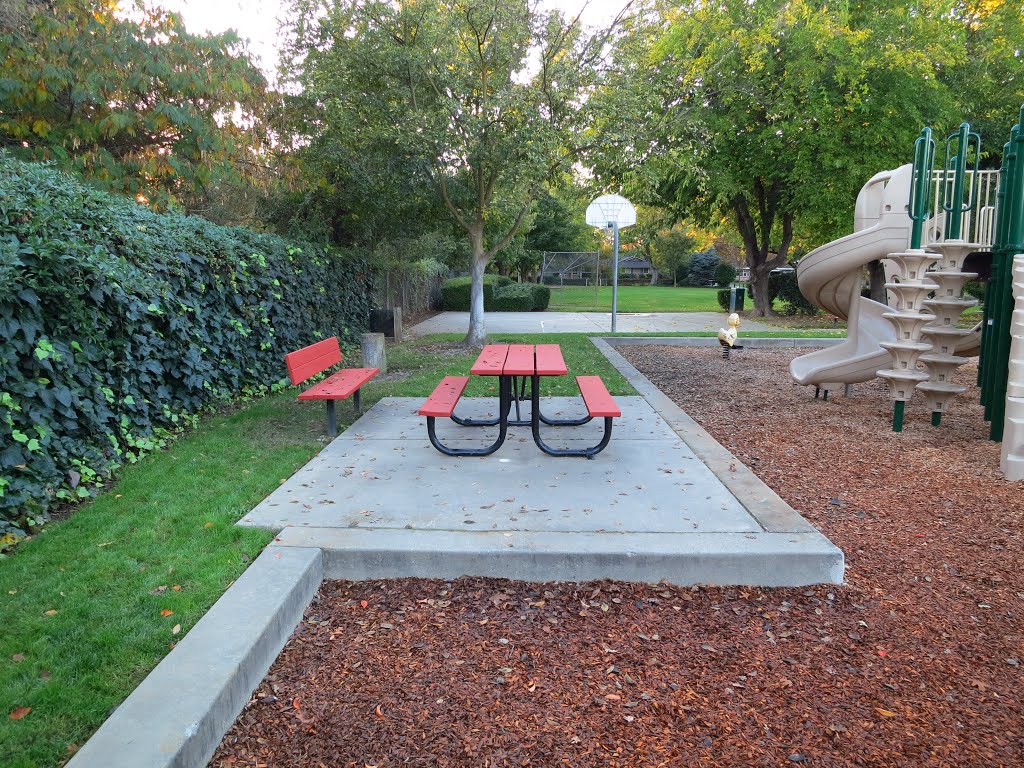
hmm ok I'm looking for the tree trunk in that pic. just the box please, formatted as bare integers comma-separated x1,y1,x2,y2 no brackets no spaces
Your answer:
733,192,792,316
867,260,887,304
649,267,659,286
465,224,488,346
749,265,774,316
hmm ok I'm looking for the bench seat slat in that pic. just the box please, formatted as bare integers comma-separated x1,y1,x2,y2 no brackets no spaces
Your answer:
297,367,380,400
419,376,470,417
286,337,343,385
576,375,620,417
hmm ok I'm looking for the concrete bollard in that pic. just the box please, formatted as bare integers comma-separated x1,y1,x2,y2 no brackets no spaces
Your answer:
361,332,386,375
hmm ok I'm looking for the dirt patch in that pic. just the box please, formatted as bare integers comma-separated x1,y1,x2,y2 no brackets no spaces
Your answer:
212,345,1023,767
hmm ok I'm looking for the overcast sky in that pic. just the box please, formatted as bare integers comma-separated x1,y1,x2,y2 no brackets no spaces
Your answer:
153,0,631,79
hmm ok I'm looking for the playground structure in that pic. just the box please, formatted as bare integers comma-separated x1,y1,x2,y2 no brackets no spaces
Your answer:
789,107,1024,480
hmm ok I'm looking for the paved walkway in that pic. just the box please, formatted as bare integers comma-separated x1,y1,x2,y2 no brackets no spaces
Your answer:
408,310,782,336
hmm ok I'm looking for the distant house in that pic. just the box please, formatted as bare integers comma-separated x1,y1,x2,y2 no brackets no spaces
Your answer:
619,255,653,278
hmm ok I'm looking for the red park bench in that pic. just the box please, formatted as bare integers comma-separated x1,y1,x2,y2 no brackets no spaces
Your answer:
285,336,379,438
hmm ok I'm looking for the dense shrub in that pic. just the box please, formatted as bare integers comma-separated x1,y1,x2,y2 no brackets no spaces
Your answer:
768,269,818,315
531,283,551,311
963,280,987,303
0,155,374,534
440,275,513,310
714,262,737,287
490,283,535,311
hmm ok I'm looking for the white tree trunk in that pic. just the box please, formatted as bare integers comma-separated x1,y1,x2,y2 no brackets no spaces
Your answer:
465,226,488,346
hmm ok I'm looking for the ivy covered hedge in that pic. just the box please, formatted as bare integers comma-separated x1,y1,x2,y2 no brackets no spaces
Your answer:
0,156,374,535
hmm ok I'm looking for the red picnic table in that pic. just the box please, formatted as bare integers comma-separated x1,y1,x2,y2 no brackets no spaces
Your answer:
418,343,620,458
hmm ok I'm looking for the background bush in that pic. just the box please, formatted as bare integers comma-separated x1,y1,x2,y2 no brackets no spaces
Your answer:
714,262,737,287
963,280,987,303
440,275,513,310
490,283,535,311
686,247,720,286
768,269,818,315
530,283,551,311
0,155,374,534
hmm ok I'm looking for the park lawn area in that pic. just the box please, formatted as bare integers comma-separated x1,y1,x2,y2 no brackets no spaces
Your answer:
547,284,723,312
0,333,634,767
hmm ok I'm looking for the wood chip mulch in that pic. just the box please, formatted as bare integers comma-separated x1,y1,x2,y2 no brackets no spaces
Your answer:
211,345,1023,767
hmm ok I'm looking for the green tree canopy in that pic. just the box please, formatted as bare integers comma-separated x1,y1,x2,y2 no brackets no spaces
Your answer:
281,0,628,344
638,0,969,314
0,0,268,210
596,0,1024,314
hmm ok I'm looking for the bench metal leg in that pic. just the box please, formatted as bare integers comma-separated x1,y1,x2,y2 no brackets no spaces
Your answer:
530,379,613,458
353,388,362,414
506,375,592,428
425,377,510,456
326,400,337,438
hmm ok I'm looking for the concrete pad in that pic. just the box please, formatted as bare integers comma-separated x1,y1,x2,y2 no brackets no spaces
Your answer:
240,387,842,586
274,527,843,586
240,397,757,535
66,546,323,768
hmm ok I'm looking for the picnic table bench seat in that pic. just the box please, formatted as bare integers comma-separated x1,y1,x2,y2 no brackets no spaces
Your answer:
419,375,506,457
285,337,379,438
576,376,621,418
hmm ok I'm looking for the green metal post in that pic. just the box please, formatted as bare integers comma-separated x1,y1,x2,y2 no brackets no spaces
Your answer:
909,128,936,251
941,122,981,241
985,106,1024,440
980,137,1014,391
893,400,905,432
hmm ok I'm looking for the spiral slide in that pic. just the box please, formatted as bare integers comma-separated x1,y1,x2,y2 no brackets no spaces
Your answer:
790,165,917,388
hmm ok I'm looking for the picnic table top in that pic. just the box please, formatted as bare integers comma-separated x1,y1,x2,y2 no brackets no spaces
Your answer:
470,343,568,377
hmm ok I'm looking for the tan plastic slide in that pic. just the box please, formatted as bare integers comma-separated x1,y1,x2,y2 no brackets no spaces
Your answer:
789,165,917,388
790,165,981,389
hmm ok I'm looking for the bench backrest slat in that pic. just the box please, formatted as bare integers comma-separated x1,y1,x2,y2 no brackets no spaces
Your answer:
285,337,342,385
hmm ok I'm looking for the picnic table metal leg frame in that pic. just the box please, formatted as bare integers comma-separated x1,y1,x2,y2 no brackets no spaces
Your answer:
425,377,510,456
449,375,528,427
529,375,613,458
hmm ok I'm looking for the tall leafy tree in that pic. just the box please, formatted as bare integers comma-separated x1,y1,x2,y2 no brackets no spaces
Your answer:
0,0,267,210
281,0,628,344
611,0,965,315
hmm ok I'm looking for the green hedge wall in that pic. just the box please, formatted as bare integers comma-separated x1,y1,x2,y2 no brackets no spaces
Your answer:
0,156,374,534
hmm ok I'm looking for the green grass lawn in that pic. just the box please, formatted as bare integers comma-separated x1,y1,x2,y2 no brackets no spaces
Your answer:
547,284,724,312
0,333,636,767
